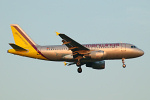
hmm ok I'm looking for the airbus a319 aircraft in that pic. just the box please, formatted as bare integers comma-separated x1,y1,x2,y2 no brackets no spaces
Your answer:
8,24,144,73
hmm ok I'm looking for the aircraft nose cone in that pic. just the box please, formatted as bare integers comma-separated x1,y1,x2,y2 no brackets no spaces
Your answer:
139,50,144,56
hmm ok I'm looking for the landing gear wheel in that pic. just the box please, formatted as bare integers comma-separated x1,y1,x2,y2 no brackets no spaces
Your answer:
123,64,126,68
77,68,82,73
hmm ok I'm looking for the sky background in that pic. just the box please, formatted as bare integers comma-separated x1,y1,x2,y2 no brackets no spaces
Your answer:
0,0,150,100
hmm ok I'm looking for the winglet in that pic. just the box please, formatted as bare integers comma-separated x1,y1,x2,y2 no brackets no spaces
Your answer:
56,32,60,36
64,61,67,66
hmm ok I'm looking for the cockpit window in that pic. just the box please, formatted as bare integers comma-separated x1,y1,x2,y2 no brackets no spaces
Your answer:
131,46,136,48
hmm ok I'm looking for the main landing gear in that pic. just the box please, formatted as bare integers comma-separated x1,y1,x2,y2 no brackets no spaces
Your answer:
76,60,82,73
122,58,126,68
77,67,82,73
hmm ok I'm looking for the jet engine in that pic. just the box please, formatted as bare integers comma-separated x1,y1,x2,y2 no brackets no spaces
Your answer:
90,50,104,59
86,61,105,69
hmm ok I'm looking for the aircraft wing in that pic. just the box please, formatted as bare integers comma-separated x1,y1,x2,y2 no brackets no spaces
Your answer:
56,32,90,57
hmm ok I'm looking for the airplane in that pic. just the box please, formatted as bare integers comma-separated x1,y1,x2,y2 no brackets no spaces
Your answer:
7,24,144,73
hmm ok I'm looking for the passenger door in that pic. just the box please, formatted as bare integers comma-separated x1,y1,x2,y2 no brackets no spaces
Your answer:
121,43,126,51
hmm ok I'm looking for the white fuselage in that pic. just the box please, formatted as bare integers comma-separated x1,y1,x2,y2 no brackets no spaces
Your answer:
38,43,144,62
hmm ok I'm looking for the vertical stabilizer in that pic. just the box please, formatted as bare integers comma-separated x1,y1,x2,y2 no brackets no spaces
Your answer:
10,24,36,48
8,24,47,60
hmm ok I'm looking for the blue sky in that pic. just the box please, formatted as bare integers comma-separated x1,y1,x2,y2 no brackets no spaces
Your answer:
0,0,150,100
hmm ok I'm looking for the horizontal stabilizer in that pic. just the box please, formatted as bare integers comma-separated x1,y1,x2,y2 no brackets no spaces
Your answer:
9,43,27,51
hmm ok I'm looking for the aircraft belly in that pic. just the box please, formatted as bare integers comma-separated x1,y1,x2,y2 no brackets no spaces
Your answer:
104,48,140,59
104,50,123,59
41,50,73,61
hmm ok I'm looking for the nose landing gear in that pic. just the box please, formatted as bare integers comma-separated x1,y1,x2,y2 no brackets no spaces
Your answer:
122,58,126,68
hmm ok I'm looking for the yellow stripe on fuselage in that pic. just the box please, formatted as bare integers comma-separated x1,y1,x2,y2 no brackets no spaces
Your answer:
8,48,47,60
